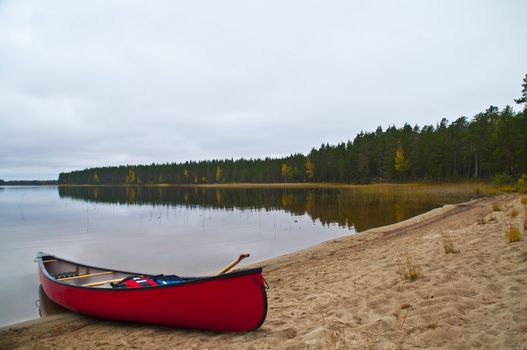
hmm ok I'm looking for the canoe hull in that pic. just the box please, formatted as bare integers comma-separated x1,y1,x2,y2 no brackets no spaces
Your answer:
38,254,267,332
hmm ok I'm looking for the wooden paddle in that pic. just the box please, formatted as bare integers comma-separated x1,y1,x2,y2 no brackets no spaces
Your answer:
57,271,113,281
82,278,127,287
82,254,251,287
216,253,250,276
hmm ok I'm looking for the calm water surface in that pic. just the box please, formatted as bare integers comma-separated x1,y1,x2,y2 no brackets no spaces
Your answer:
0,185,473,326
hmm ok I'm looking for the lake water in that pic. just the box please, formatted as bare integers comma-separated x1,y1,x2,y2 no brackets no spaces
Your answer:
0,185,474,326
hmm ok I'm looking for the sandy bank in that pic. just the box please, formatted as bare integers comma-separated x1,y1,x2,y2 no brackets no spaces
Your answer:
1,195,526,349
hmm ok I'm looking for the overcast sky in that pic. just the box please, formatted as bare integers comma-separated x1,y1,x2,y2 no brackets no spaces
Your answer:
0,1,525,180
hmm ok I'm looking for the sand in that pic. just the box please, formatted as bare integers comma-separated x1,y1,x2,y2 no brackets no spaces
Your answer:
1,194,526,349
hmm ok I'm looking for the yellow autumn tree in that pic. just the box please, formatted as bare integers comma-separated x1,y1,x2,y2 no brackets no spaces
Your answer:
305,158,314,181
394,142,410,173
281,163,294,183
281,163,288,182
215,166,222,183
92,172,100,185
125,167,137,184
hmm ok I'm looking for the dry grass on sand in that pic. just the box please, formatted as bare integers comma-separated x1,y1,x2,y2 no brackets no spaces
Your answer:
1,195,527,349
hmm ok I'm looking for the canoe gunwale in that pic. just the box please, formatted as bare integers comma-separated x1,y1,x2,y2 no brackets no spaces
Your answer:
36,252,264,292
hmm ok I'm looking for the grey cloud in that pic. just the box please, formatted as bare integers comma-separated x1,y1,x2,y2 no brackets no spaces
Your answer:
0,0,526,180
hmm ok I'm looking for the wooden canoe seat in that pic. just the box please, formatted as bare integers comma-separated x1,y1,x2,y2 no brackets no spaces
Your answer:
82,278,125,287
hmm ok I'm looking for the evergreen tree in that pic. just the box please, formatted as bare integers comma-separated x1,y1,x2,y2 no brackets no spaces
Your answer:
514,74,527,112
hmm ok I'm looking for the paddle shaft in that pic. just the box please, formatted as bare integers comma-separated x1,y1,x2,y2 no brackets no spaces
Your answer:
217,253,250,276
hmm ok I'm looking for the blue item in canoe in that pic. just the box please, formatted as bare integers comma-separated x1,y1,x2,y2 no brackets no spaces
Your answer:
155,275,185,285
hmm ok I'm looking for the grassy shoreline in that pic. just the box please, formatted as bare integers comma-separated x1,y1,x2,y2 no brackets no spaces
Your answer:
53,181,498,190
54,182,501,200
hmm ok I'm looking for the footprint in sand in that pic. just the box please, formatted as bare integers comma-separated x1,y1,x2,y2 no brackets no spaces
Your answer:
485,283,502,292
279,327,298,339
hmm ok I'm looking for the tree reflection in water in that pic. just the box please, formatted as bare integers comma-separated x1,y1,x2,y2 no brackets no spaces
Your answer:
59,186,476,232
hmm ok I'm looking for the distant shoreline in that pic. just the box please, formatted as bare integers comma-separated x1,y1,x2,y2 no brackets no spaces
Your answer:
0,181,58,186
0,180,493,188
2,181,499,195
48,181,494,188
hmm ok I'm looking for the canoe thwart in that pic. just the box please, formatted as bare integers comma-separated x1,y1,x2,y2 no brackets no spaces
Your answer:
58,271,113,281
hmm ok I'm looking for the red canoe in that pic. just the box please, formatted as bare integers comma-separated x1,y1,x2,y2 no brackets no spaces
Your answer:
36,252,267,332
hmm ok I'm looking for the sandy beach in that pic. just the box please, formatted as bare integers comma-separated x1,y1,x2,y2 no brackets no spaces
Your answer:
1,194,526,349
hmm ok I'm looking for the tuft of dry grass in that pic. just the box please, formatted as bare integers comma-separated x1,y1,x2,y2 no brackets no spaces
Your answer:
477,216,487,225
420,316,439,331
523,217,527,231
397,254,423,282
441,231,460,254
521,196,527,205
424,321,438,330
498,185,515,193
492,201,502,211
394,309,410,350
510,209,519,218
321,311,339,350
505,225,521,242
